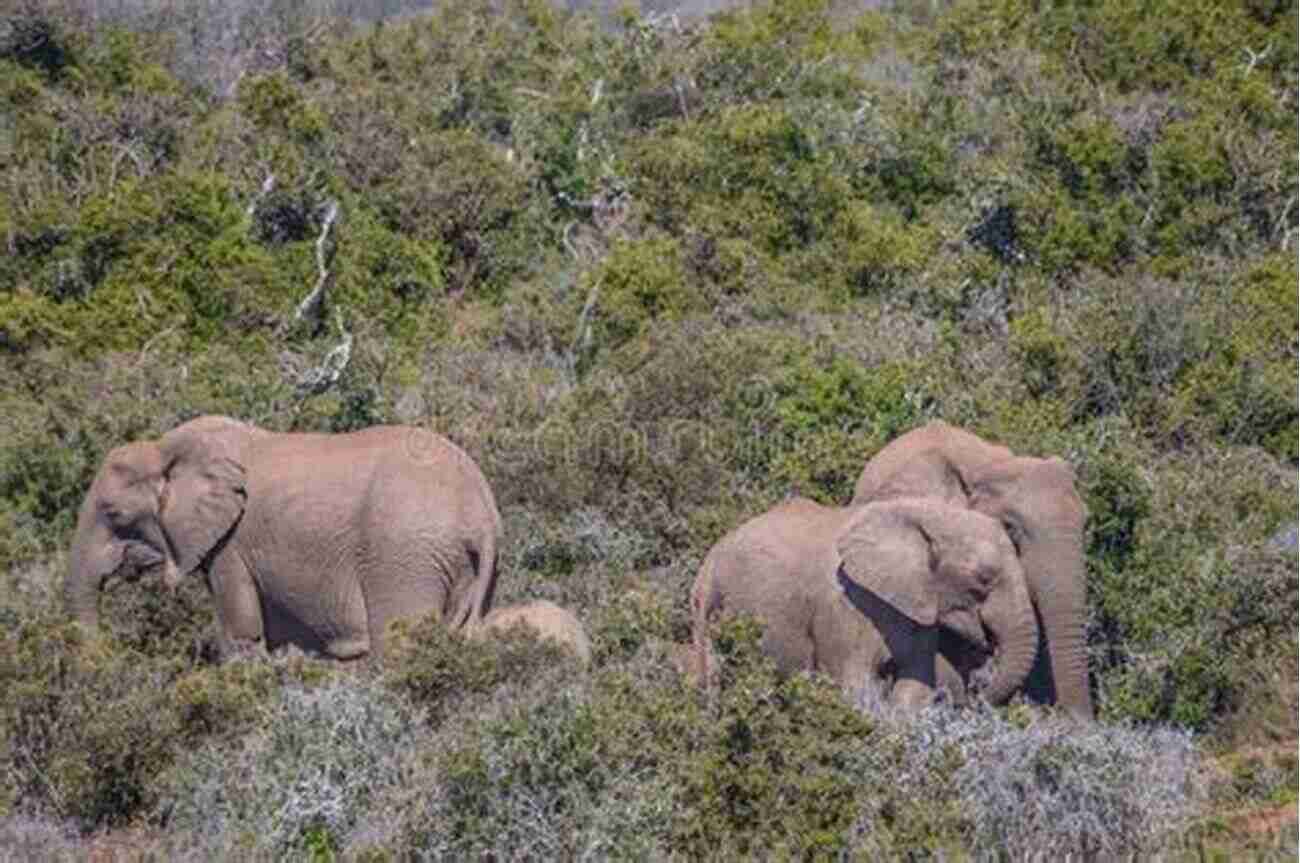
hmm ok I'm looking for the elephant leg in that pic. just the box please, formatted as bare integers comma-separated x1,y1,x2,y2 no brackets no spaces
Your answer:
935,652,969,707
358,551,452,661
323,600,371,661
892,677,938,710
835,649,891,709
206,550,266,661
324,636,370,661
764,623,816,678
877,615,940,711
247,559,369,661
937,629,989,707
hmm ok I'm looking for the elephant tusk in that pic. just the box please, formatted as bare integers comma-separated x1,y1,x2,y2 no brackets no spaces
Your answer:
161,559,182,593
942,607,989,651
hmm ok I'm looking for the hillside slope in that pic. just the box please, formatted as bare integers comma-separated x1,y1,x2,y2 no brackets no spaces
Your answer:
1,0,1296,858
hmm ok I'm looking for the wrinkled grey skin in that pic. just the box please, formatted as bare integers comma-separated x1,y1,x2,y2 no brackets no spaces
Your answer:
853,419,1093,719
690,496,1038,711
473,600,593,666
67,415,502,662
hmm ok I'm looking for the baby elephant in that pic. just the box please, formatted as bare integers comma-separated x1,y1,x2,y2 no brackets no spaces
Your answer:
472,600,593,666
690,496,1038,710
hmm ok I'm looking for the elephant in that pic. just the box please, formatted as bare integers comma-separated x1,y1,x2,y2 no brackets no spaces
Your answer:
689,495,1038,711
66,414,503,662
852,419,1092,719
472,600,593,666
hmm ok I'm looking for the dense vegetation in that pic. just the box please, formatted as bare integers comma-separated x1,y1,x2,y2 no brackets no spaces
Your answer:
1,0,1296,857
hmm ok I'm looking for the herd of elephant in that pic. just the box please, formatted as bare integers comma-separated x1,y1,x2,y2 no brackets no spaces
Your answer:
66,413,1092,720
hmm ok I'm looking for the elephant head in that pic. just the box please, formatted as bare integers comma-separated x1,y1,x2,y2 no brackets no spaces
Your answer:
966,455,1089,716
853,420,1092,718
66,418,248,630
834,498,1039,707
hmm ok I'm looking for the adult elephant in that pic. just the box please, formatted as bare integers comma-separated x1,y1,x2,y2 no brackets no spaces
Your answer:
66,415,502,662
853,419,1092,719
690,496,1038,711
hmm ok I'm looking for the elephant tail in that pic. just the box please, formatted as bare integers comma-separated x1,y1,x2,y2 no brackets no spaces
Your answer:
690,550,724,689
453,521,500,632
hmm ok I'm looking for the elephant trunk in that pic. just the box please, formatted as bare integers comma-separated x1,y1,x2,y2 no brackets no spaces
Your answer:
66,505,109,630
978,568,1039,707
1022,534,1093,719
65,558,103,630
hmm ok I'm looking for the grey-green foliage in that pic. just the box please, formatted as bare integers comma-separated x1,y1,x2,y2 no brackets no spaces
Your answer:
0,814,83,863
51,0,443,93
155,675,428,859
512,506,656,580
848,696,1204,860
952,714,1202,858
398,620,1205,861
407,682,671,861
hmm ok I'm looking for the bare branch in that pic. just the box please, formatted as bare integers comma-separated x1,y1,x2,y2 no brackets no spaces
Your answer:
135,326,179,369
288,199,339,333
109,144,144,186
1278,192,1299,251
246,171,277,219
1242,43,1273,75
563,220,582,261
566,279,601,382
293,310,353,396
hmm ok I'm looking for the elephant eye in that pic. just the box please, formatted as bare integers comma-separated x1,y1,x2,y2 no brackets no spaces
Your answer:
1001,519,1022,554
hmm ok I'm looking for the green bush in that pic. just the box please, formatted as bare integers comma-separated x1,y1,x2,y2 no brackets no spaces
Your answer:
1081,439,1298,730
96,569,214,661
381,609,583,724
412,615,878,860
366,128,533,298
834,202,936,296
1009,305,1073,400
0,612,182,828
586,576,684,666
0,2,83,80
413,681,665,859
589,234,697,350
169,661,282,746
630,100,853,260
857,122,958,223
660,617,875,859
0,419,91,567
329,205,447,342
63,171,296,352
236,71,325,143
766,355,928,503
1171,255,1299,462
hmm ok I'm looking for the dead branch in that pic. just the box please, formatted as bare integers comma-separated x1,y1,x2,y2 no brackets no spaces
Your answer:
563,219,582,261
566,278,601,382
1242,43,1273,75
245,172,277,219
287,198,339,334
292,310,353,396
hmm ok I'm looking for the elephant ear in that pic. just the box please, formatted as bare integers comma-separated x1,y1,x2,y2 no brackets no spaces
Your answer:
158,422,248,577
835,502,937,626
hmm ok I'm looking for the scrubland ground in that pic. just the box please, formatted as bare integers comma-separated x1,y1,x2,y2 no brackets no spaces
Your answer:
1,0,1296,859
